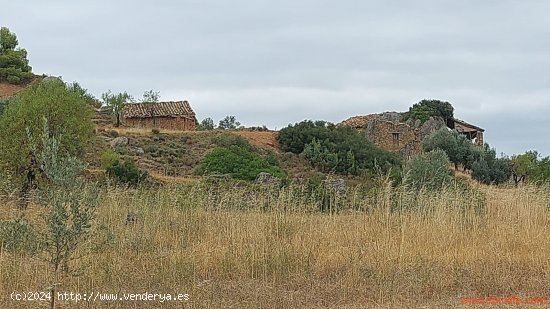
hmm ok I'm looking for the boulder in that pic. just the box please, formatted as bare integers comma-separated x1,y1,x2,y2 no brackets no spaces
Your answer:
255,172,281,187
322,177,346,195
110,136,129,148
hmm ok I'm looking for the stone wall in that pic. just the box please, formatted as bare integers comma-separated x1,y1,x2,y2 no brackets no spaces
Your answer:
122,116,196,131
364,119,420,158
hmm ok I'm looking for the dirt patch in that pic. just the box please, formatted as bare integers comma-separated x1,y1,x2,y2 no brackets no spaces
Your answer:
0,76,41,100
0,82,26,99
233,131,279,152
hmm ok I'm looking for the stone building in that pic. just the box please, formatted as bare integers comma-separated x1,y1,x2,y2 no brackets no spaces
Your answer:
340,113,485,158
364,118,421,158
121,101,197,131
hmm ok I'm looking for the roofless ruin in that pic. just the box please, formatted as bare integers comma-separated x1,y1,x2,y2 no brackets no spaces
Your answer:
340,100,485,158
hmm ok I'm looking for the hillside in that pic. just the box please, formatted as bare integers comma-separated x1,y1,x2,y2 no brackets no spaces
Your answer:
90,125,322,184
0,76,43,100
0,82,28,100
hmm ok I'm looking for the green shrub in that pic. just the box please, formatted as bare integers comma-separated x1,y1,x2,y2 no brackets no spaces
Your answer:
0,218,42,255
277,120,400,175
196,139,285,181
144,145,159,154
103,153,147,185
6,75,20,84
0,97,11,116
101,150,120,169
403,149,454,191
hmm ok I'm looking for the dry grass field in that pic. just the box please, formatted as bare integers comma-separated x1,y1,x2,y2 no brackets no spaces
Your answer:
1,181,550,308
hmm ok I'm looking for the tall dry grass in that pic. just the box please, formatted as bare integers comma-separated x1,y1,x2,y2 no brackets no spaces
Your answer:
1,181,550,308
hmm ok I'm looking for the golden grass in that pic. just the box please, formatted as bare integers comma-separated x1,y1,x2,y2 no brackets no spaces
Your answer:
1,183,550,308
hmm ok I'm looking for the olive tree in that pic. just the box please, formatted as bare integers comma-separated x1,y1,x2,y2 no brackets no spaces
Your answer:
422,128,473,170
403,149,454,191
102,90,132,127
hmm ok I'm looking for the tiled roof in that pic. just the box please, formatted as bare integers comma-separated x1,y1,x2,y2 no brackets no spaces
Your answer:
122,101,195,119
453,118,484,132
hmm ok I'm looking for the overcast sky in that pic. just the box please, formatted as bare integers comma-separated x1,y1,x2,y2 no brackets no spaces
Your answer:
2,0,549,155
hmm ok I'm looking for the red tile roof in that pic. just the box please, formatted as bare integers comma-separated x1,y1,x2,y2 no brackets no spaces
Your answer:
122,101,195,119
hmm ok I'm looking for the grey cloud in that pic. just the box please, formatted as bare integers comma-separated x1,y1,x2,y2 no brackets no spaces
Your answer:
1,0,550,155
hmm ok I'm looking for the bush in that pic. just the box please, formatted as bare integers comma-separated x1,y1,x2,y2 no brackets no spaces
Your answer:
0,218,42,255
196,138,285,181
6,75,20,84
277,120,400,175
102,152,147,185
0,97,11,116
403,149,454,191
101,150,120,169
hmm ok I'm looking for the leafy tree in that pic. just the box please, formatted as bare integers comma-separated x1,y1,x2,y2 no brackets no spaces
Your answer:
531,156,550,183
197,117,215,130
471,145,512,185
218,115,241,129
422,128,473,170
0,27,32,84
0,78,94,198
405,99,454,124
142,89,160,103
102,90,132,127
403,149,454,191
511,151,538,186
463,146,484,172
